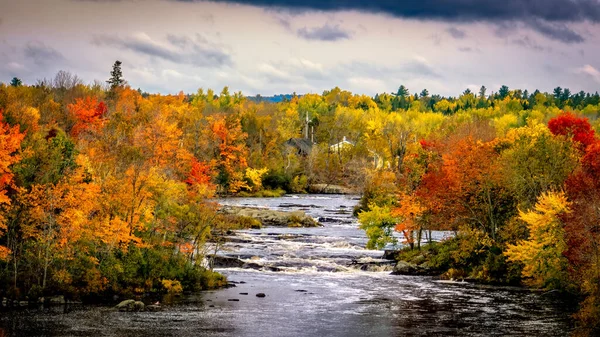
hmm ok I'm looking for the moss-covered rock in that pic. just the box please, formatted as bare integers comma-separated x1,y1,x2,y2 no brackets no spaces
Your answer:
219,206,321,227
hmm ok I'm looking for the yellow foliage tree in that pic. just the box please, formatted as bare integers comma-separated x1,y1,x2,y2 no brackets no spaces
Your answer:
245,167,268,192
504,191,571,289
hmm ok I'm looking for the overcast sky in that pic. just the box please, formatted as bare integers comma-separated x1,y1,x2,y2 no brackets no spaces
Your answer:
1,0,600,96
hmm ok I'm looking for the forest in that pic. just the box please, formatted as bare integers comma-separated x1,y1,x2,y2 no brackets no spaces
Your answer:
2,61,600,330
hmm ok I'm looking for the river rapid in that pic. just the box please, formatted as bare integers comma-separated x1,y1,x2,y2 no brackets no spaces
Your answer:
1,194,574,336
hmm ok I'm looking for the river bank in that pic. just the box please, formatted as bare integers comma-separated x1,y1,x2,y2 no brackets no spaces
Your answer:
0,194,575,337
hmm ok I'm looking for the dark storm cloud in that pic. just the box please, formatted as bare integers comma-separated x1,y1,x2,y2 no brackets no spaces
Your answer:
193,0,600,22
525,20,585,43
297,24,352,41
184,0,599,43
446,27,466,39
91,33,232,67
24,42,65,65
511,36,548,52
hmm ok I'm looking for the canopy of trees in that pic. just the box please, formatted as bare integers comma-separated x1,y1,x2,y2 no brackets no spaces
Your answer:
2,71,600,329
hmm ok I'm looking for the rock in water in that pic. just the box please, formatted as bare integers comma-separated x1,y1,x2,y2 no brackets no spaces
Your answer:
210,255,245,268
47,295,66,305
133,301,145,311
116,299,136,312
115,299,145,312
307,184,357,194
390,260,438,276
218,206,321,227
391,261,419,275
146,304,161,312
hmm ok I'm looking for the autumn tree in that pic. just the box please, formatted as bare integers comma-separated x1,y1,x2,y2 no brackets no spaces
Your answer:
0,112,25,260
68,96,107,137
505,191,571,289
548,112,596,148
204,114,248,194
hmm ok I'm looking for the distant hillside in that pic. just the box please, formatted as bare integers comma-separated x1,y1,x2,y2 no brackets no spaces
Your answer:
247,94,299,103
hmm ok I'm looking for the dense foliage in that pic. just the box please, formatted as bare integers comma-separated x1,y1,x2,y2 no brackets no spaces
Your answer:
2,68,600,329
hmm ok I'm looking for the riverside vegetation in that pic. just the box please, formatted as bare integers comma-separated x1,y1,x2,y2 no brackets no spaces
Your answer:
1,62,600,331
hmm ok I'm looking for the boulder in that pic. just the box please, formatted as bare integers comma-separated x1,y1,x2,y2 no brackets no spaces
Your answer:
218,206,320,228
307,184,357,195
116,299,135,311
133,301,145,311
146,304,161,312
391,261,420,275
210,255,245,268
47,295,66,305
382,250,400,260
391,261,439,276
116,299,145,312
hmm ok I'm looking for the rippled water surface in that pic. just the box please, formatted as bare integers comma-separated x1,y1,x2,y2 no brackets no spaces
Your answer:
0,194,574,336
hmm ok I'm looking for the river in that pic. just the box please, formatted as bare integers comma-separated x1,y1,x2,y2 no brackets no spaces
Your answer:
0,194,574,336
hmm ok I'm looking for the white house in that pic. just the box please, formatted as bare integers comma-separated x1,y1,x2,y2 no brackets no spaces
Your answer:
329,136,354,152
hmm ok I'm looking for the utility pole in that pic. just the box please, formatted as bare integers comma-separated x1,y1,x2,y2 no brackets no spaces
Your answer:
305,112,309,139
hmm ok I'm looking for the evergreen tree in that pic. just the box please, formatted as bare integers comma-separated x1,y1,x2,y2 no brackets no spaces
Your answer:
10,77,22,87
478,85,487,99
107,60,125,90
498,85,509,99
553,87,563,99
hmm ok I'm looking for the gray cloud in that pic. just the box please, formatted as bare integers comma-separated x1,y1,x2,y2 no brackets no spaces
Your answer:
340,59,441,80
494,20,584,44
199,0,600,22
525,19,584,43
24,41,64,65
297,24,352,41
197,0,599,43
401,60,441,78
166,34,191,48
92,33,232,67
511,36,548,52
446,27,466,39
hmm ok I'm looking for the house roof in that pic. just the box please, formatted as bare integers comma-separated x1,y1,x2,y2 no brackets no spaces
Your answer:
330,136,354,151
285,138,313,155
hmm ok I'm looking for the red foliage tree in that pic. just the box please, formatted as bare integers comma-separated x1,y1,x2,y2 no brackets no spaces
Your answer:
548,112,595,148
68,97,107,137
185,159,214,186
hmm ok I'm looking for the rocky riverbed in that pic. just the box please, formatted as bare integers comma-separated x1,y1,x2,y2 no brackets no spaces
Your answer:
218,205,320,227
0,194,575,337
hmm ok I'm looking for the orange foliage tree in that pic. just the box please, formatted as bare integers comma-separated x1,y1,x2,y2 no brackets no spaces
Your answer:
205,114,248,194
0,111,25,260
68,97,107,137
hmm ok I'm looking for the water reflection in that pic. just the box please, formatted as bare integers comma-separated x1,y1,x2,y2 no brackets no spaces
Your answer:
0,195,574,336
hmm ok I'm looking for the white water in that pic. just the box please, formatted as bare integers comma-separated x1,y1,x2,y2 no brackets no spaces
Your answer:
1,194,573,337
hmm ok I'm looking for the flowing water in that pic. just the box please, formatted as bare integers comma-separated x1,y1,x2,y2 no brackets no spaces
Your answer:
1,194,574,336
